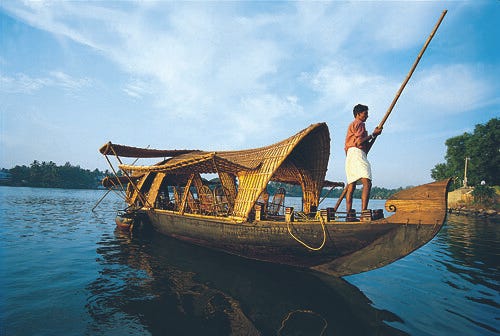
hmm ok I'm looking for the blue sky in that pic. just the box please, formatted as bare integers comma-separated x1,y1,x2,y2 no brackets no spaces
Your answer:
1,1,498,188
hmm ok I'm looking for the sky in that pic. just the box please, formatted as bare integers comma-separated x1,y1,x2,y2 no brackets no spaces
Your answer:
0,1,498,188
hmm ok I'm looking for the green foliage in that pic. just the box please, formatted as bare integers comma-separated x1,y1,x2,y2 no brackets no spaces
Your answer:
432,118,500,189
370,186,405,199
471,184,496,206
3,162,406,198
1,161,107,189
267,181,303,197
266,181,402,199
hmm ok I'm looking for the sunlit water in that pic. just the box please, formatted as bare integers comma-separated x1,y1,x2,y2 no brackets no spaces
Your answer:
1,187,498,335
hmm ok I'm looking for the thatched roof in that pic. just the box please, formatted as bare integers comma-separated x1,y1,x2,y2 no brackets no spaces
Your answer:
103,123,330,219
120,151,258,175
117,123,329,179
99,142,197,158
101,175,137,188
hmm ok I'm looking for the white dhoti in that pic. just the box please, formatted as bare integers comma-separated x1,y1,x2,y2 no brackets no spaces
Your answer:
345,147,372,185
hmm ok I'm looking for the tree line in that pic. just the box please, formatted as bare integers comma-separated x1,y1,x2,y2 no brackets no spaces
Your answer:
1,161,405,198
431,118,499,190
2,119,497,194
1,161,107,189
266,181,404,200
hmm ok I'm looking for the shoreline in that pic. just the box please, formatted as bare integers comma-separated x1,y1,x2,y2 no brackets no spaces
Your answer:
448,206,498,219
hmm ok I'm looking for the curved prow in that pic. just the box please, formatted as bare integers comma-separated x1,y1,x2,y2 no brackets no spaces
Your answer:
385,178,452,225
313,179,451,277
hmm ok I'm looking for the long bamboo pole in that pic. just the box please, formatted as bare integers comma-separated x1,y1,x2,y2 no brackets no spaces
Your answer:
369,9,447,151
333,10,447,212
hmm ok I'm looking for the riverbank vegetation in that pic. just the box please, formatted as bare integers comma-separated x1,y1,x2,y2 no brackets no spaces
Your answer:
0,161,107,189
431,118,499,190
265,181,404,199
431,118,499,212
448,184,500,216
1,161,406,198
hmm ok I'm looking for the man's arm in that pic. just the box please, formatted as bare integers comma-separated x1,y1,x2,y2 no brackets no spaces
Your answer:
366,127,383,152
356,126,382,147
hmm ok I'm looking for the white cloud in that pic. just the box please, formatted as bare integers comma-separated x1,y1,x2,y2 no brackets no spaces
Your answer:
235,93,304,135
301,60,399,126
368,4,444,50
308,61,387,103
0,2,452,125
49,71,91,91
290,2,445,55
408,64,493,114
0,71,90,93
1,1,497,187
0,73,50,93
2,1,103,50
122,78,151,99
374,62,495,134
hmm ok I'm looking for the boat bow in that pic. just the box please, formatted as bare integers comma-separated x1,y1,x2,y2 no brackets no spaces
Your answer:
312,179,451,277
384,178,451,225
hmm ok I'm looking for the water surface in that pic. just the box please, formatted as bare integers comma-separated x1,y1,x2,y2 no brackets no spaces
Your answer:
1,187,498,335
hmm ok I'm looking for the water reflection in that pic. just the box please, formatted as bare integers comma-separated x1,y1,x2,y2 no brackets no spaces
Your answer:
434,215,500,335
347,214,500,336
441,215,499,274
87,228,407,336
3,187,497,335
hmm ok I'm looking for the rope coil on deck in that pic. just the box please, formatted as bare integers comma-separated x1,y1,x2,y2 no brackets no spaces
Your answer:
286,213,327,251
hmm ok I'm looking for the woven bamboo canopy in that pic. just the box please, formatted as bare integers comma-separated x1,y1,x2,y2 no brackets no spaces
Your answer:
101,175,139,188
103,123,331,220
99,142,197,158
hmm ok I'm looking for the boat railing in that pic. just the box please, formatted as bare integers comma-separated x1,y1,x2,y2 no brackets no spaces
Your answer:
290,208,385,222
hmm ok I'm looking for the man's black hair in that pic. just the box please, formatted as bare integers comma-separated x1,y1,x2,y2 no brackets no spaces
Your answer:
353,104,368,117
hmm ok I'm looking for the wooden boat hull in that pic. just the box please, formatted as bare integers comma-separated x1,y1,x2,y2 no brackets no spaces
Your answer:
138,179,451,277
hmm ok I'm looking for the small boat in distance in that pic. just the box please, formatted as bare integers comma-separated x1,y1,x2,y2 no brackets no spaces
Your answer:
99,122,450,277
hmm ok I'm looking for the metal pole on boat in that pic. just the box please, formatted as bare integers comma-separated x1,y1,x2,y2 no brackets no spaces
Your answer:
334,10,447,212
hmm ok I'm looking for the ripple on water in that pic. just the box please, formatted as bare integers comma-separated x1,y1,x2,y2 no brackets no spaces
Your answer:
1,188,499,336
348,216,500,336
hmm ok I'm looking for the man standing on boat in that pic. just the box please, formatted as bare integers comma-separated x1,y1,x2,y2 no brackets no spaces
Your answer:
344,104,382,221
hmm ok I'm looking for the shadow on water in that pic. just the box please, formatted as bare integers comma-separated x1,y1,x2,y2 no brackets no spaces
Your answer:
86,226,408,336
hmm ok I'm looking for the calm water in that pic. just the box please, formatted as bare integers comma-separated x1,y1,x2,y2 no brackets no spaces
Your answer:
1,186,498,336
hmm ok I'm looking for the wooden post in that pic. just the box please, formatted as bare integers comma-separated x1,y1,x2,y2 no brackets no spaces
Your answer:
327,207,336,221
255,204,262,221
285,207,294,223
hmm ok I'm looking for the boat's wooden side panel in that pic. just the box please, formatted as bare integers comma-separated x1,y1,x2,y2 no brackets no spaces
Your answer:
384,179,451,224
311,223,440,277
143,210,397,268
312,179,451,276
138,179,451,276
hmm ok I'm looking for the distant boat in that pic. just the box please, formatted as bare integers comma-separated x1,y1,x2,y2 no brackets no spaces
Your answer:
99,123,450,277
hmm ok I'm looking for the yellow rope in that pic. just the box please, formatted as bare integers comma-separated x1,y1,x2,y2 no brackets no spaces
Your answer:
278,309,328,335
286,213,326,251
